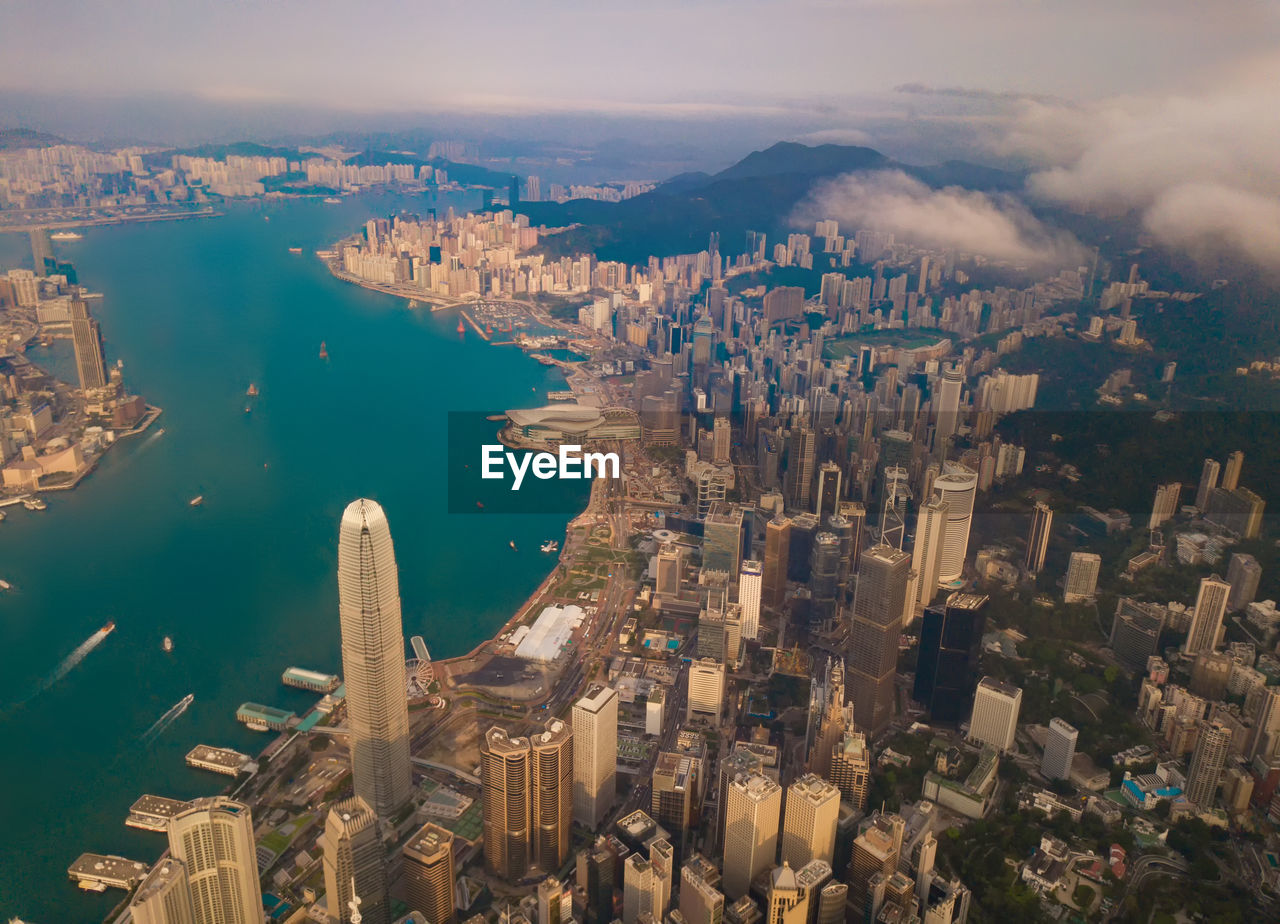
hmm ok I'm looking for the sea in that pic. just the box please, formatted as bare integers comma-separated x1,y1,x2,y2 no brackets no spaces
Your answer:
0,191,587,922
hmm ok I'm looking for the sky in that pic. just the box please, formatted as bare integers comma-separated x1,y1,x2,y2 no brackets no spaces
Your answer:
2,0,1278,270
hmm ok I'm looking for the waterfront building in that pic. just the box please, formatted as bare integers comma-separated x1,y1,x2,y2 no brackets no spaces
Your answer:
166,798,261,924
69,297,107,390
781,774,839,869
1041,718,1078,781
403,823,455,924
573,684,618,829
968,677,1022,753
320,796,390,924
913,593,987,723
1063,552,1101,603
531,719,574,873
1024,502,1052,574
337,499,413,817
738,560,762,640
1186,721,1232,808
722,772,782,900
1184,575,1231,656
848,544,911,736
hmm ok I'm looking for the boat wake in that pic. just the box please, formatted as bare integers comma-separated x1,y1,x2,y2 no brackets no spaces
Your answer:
140,694,194,743
20,626,113,705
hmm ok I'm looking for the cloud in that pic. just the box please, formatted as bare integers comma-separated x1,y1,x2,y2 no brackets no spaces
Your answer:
793,169,1084,266
987,54,1280,269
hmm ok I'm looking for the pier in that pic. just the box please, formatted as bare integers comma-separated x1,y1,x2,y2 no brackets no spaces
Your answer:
185,744,253,776
67,854,148,892
460,310,491,341
281,666,340,693
236,702,295,731
125,795,192,832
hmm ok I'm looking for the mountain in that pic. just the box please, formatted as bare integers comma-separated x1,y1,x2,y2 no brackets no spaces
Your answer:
511,141,1025,263
0,128,68,151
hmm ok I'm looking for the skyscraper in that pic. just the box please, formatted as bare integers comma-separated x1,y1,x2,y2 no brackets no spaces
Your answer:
69,297,107,390
765,863,808,924
786,427,817,511
1184,575,1231,656
1063,552,1101,603
913,593,988,723
910,498,950,611
762,517,792,609
781,775,839,869
531,719,574,872
933,368,964,448
573,684,618,829
968,677,1022,753
808,532,841,626
722,773,782,900
1195,458,1220,510
703,504,745,574
652,750,702,845
1149,482,1181,529
738,560,762,640
680,860,725,924
403,822,456,924
687,659,726,722
847,544,912,736
829,730,870,813
848,813,905,919
1185,721,1232,808
128,859,196,924
480,727,531,879
1108,598,1166,670
338,499,412,817
166,798,261,924
1024,502,1052,574
932,464,977,583
1222,451,1244,492
1226,553,1262,612
321,796,390,924
814,461,842,520
623,854,660,924
1041,718,1078,781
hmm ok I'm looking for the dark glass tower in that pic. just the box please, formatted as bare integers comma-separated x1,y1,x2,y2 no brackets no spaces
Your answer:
913,593,988,723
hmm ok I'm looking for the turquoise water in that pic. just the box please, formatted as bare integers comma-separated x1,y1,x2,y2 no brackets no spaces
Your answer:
0,193,586,922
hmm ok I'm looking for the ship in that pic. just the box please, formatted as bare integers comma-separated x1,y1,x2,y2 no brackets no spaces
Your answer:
509,540,518,551
540,540,559,553
0,579,11,590
23,497,47,511
189,495,203,507
246,383,259,396
457,319,466,334
155,428,165,437
407,299,419,309
50,230,83,241
162,636,173,653
103,620,116,635
287,247,302,254
319,341,329,359
323,197,342,204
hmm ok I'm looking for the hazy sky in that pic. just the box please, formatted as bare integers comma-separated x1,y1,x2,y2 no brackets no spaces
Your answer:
1,0,1276,114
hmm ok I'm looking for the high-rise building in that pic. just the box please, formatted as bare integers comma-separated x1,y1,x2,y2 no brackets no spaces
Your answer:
623,854,660,924
765,864,808,924
652,750,702,843
128,859,195,924
1149,482,1181,529
530,719,574,872
69,298,107,390
848,814,904,919
680,860,725,924
1108,598,1166,670
847,544,912,736
816,882,847,924
738,560,762,640
1041,718,1078,781
704,504,745,574
578,839,618,924
403,822,456,924
786,427,817,511
1024,503,1052,574
913,593,987,723
338,499,412,816
166,798,261,924
933,368,964,448
781,775,839,869
1222,451,1244,492
932,464,977,583
808,532,841,626
722,773,782,900
1205,486,1265,539
537,876,565,924
814,462,842,521
713,417,732,463
321,796,390,924
968,677,1022,753
762,516,792,609
1226,553,1262,612
808,659,848,781
910,498,950,610
687,659,726,722
829,730,870,813
573,685,618,829
1185,721,1232,808
656,543,685,598
1184,575,1231,656
1195,459,1221,511
838,501,867,573
1063,552,1101,603
480,727,532,879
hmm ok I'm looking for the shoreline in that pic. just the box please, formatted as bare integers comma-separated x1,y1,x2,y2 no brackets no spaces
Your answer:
0,208,221,233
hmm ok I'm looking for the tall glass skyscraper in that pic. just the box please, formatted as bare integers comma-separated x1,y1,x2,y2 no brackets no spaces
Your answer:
338,498,412,817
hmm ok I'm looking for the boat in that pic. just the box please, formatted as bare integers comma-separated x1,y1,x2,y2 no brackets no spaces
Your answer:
319,341,329,360
103,620,116,635
323,197,342,204
246,383,259,396
407,299,419,309
23,497,47,511
244,406,251,414
288,247,302,254
0,510,6,521
457,319,466,334
0,580,11,590
541,540,559,553
50,230,83,241
162,636,173,653
155,428,165,437
77,881,108,893
476,501,484,509
189,495,203,507
509,540,518,551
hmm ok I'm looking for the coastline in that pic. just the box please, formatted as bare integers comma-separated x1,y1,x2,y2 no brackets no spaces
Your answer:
0,207,220,233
